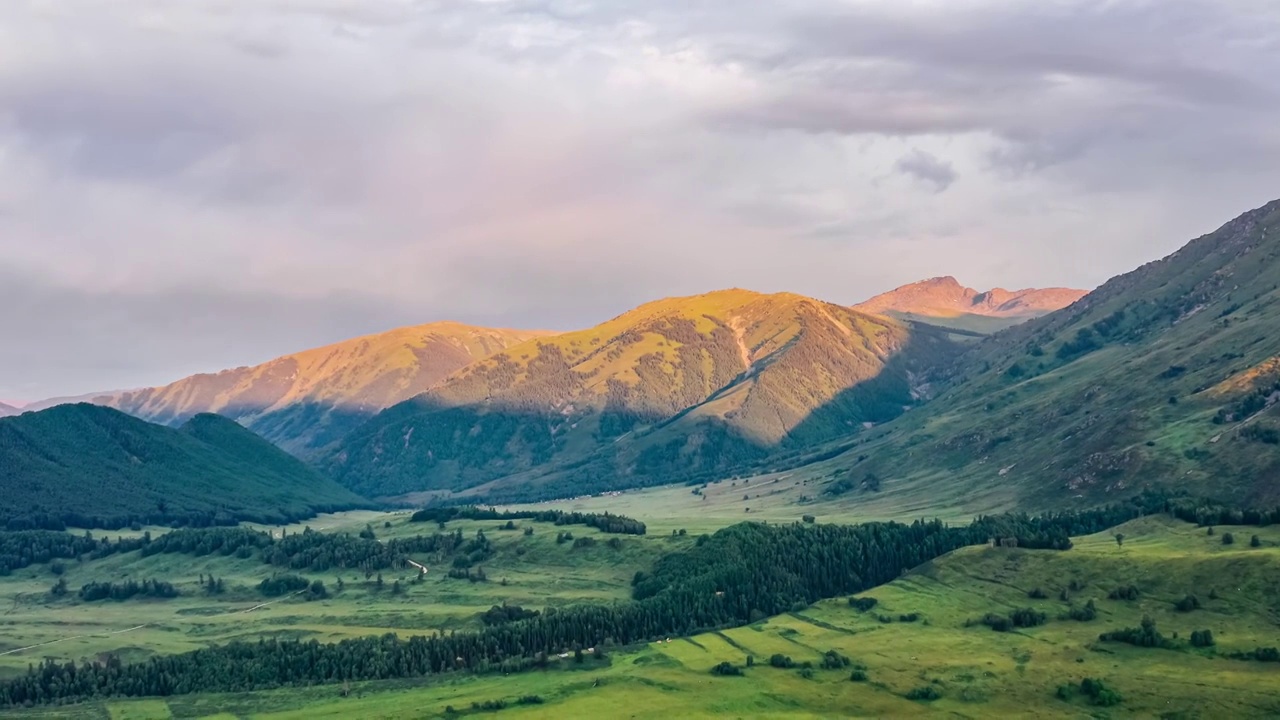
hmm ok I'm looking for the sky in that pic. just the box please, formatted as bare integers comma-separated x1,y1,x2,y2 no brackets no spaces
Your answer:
2,0,1279,401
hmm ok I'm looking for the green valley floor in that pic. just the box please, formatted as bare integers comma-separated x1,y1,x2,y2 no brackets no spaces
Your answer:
3,515,1279,718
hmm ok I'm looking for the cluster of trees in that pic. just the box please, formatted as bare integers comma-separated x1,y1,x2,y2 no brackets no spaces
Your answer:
257,575,327,600
1229,647,1280,662
0,495,1259,706
480,605,540,626
410,507,647,536
847,596,878,612
0,531,103,576
1174,594,1202,612
979,607,1046,632
78,579,178,602
1098,616,1172,649
1057,678,1121,707
1066,599,1097,621
1190,629,1215,647
1108,585,1140,601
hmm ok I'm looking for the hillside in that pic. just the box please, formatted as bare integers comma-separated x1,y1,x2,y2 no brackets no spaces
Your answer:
0,402,19,418
102,322,551,455
805,198,1280,510
330,289,963,499
0,404,368,529
854,276,1086,334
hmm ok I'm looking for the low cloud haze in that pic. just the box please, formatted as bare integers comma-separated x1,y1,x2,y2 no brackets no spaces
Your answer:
2,0,1279,399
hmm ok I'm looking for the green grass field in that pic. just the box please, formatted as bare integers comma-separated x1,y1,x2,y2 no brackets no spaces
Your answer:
4,516,1278,718
503,471,1010,536
0,514,686,679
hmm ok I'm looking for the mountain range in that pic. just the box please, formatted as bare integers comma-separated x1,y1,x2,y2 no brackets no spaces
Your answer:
328,289,967,499
0,404,366,529
808,198,1280,509
0,402,21,418
20,201,1280,515
100,323,550,455
853,277,1087,334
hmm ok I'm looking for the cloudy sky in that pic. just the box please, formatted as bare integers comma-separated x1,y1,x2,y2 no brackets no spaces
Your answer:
2,0,1279,401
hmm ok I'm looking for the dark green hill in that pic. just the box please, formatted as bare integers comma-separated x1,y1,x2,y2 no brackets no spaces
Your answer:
0,404,368,529
806,198,1280,510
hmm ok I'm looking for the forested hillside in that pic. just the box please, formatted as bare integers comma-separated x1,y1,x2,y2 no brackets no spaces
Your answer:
102,322,551,455
329,290,964,499
810,198,1280,509
0,404,367,529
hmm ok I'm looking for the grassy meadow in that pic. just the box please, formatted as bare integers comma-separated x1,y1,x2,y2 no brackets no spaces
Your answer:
0,513,686,679
4,515,1279,718
504,470,1012,536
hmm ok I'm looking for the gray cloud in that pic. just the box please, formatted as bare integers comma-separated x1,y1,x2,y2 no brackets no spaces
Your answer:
894,149,957,192
1,0,1279,399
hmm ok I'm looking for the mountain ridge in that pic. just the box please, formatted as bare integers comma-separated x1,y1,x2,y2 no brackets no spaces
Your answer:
853,276,1086,333
101,321,554,455
803,198,1280,510
328,288,964,499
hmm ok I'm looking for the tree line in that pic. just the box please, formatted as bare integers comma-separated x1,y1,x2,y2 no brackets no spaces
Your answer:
1,493,1205,706
410,507,646,535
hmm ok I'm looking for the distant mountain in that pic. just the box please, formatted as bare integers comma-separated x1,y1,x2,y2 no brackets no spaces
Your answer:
23,391,126,413
0,402,21,418
329,289,964,500
102,322,553,455
854,277,1086,333
808,198,1280,509
0,404,368,529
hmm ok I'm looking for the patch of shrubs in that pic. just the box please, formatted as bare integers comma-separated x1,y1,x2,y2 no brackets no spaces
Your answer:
1098,615,1172,649
849,669,868,682
1066,599,1097,622
480,604,540,626
1107,585,1140,601
710,661,743,676
905,685,942,701
1057,677,1121,707
1229,647,1280,662
1174,594,1202,612
820,650,851,670
768,654,796,669
257,574,310,598
1190,629,1215,647
1027,587,1048,599
980,607,1046,632
848,596,878,612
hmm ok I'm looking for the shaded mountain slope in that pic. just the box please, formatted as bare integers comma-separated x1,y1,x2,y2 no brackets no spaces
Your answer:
330,289,964,498
854,276,1086,334
0,404,368,529
0,402,20,418
808,198,1280,510
103,322,552,455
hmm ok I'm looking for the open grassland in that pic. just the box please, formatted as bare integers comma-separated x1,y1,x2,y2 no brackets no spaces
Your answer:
0,515,685,679
504,471,1012,536
6,516,1279,718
